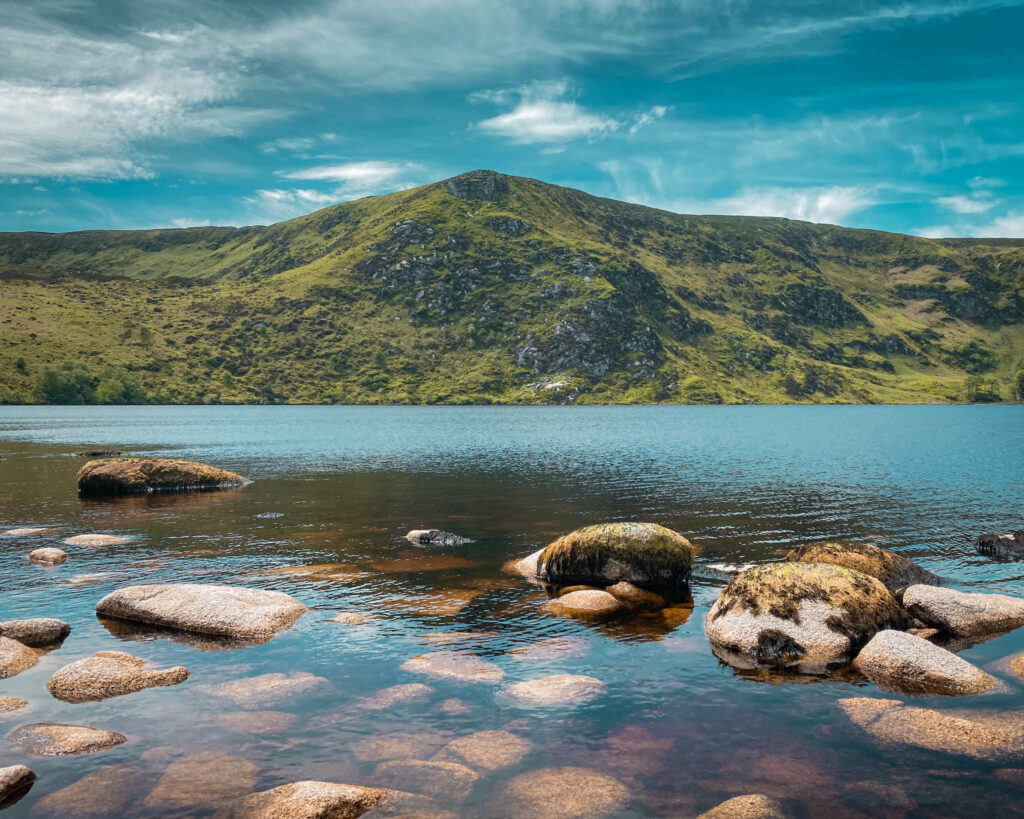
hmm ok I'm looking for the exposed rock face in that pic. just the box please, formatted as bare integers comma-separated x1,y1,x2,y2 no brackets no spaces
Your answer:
95,583,307,641
440,730,533,771
218,780,387,819
705,563,906,666
29,547,67,566
606,581,665,609
406,529,472,547
64,533,128,547
538,522,694,589
698,794,789,818
0,636,38,679
976,531,1024,557
498,674,606,706
543,589,622,617
786,541,938,591
492,767,629,819
903,584,1024,637
445,170,509,201
839,697,1024,760
77,457,248,496
0,617,71,647
0,765,35,809
7,722,126,755
853,629,996,696
372,758,479,801
47,651,189,703
400,651,504,683
200,671,328,708
144,751,257,811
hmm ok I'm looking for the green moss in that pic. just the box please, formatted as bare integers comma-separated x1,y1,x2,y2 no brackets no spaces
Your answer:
786,541,937,590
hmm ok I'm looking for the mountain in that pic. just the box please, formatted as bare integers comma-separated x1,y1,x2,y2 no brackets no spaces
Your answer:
2,170,1023,405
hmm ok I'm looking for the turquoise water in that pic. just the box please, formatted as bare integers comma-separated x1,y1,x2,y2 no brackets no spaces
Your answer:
0,406,1023,816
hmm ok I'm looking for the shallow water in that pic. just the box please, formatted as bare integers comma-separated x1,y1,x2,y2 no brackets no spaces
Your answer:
0,405,1023,817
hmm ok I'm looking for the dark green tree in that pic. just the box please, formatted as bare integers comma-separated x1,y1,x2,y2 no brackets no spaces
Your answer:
33,363,97,404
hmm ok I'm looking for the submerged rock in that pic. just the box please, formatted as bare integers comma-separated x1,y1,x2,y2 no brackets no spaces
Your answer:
144,751,257,811
903,584,1024,638
440,730,533,771
215,710,296,735
329,612,369,626
77,457,248,496
28,547,67,566
498,674,606,706
406,529,472,547
976,531,1024,557
491,766,629,819
357,683,433,711
64,533,128,547
353,731,453,763
219,780,386,819
537,522,694,589
787,541,938,591
852,629,996,696
697,794,788,818
0,617,71,648
200,671,328,708
705,562,906,666
372,759,479,801
401,651,504,683
0,697,28,714
26,763,138,817
839,697,1024,760
47,651,189,703
0,765,35,809
0,636,38,679
96,583,307,642
7,722,126,756
542,589,622,618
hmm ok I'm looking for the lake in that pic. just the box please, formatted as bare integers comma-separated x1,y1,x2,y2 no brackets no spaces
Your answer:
1,405,1023,817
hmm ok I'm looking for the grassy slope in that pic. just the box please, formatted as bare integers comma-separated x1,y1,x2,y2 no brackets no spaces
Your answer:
1,170,1022,404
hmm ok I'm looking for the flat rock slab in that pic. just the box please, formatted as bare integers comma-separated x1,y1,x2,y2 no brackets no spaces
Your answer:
0,636,38,679
839,697,1024,761
401,651,504,683
491,766,629,819
96,583,307,641
498,674,606,706
853,629,996,696
29,548,67,566
698,794,789,818
0,617,71,648
200,671,328,708
543,590,621,617
440,730,533,771
903,584,1024,638
7,722,126,756
64,534,129,547
77,457,248,496
0,765,35,810
47,650,189,703
218,780,387,819
145,751,257,811
372,759,479,802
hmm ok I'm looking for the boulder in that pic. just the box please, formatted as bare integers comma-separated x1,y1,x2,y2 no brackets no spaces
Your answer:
537,522,694,588
787,541,938,591
7,722,126,755
29,547,67,566
976,531,1024,557
839,697,1024,760
0,617,70,647
0,765,35,809
605,581,665,609
0,636,37,679
406,529,472,547
706,563,906,666
63,534,128,547
903,584,1024,638
199,671,328,708
852,630,996,696
218,780,386,819
77,457,248,496
0,697,28,713
439,730,533,771
542,590,621,618
400,651,504,683
372,759,479,801
491,767,629,819
96,583,307,642
498,674,606,706
698,794,788,818
47,651,189,703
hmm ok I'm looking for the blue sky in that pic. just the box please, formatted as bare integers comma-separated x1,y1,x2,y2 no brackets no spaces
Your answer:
1,0,1022,237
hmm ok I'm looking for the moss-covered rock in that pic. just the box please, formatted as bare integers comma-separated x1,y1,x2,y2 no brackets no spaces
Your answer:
538,522,694,589
706,562,907,666
77,457,248,496
786,541,938,591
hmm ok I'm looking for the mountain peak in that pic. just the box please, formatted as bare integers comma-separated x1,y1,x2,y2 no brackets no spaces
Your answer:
444,169,510,201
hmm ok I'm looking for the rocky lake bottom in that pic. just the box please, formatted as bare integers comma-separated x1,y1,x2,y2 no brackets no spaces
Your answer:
0,404,1023,817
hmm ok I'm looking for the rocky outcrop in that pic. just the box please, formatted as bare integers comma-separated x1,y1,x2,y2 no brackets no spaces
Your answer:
491,767,629,819
786,541,938,591
29,547,67,566
705,563,906,666
406,529,472,547
852,629,996,696
445,170,509,201
976,531,1024,557
77,457,249,496
0,765,35,809
903,584,1024,637
47,651,189,703
400,651,504,683
537,522,694,589
7,722,126,755
0,617,70,647
200,671,328,708
0,636,37,679
95,583,307,642
497,674,606,706
698,794,789,818
542,589,622,617
218,780,387,819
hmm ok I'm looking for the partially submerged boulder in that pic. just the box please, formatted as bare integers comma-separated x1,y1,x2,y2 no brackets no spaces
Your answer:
853,630,996,696
903,584,1024,638
7,722,126,756
705,563,906,666
787,541,938,591
698,794,789,819
976,531,1024,558
537,522,694,589
47,651,189,703
491,766,629,819
0,636,38,679
0,617,70,648
95,583,307,643
29,547,67,566
542,589,621,618
406,529,472,547
77,457,248,497
218,780,386,819
0,765,35,810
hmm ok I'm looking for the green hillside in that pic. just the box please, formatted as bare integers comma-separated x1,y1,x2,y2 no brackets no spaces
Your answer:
2,170,1023,405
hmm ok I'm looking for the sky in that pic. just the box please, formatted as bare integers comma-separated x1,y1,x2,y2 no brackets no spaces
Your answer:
1,0,1023,237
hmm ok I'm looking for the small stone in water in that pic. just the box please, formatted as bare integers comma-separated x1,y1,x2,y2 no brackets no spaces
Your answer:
372,759,480,802
0,637,38,679
64,534,129,547
697,794,789,818
215,710,297,735
441,730,533,771
28,548,67,566
0,765,35,810
491,766,629,819
328,612,369,625
143,751,257,811
47,651,189,703
0,617,71,647
401,651,504,683
357,683,433,711
497,674,606,706
7,722,126,756
0,697,28,714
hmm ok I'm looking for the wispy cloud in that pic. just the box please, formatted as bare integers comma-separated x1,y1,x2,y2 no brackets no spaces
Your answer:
476,82,620,144
629,105,669,136
279,159,415,185
708,185,880,224
936,194,995,214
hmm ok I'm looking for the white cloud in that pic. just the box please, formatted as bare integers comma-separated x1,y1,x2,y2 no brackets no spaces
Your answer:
252,189,338,205
972,213,1024,238
707,185,879,224
475,81,619,144
170,217,213,228
968,176,1007,189
280,160,413,185
936,194,994,214
914,224,954,239
629,105,669,135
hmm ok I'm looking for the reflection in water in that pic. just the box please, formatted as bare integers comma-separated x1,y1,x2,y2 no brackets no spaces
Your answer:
0,406,1023,816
